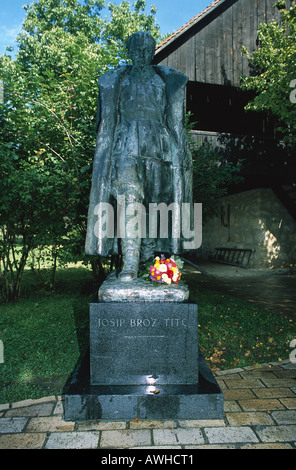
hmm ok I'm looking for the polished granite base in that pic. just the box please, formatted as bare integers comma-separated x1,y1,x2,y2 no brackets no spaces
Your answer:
63,348,224,421
89,300,199,386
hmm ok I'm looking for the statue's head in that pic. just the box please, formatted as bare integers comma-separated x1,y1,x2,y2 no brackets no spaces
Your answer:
127,31,156,66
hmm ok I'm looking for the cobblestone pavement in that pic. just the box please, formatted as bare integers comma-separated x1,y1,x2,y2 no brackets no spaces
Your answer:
0,360,295,449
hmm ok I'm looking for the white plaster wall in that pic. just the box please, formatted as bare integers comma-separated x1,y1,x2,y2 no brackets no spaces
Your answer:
200,188,296,269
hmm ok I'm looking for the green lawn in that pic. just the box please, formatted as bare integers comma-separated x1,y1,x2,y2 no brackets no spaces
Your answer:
0,266,295,404
0,267,93,404
193,289,295,371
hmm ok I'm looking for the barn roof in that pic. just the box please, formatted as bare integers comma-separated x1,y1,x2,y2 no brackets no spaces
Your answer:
153,0,283,86
155,0,224,55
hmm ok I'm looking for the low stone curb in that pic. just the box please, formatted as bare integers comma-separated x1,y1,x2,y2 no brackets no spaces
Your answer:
0,360,295,449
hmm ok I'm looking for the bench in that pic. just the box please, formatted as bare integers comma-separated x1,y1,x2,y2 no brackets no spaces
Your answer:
212,247,253,269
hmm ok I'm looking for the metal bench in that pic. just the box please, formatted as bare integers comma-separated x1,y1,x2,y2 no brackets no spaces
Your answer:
212,247,253,269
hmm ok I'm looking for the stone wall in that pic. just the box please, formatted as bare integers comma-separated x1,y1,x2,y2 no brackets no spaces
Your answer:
199,188,296,269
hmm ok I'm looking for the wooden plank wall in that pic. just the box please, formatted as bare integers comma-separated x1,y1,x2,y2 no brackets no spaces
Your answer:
156,0,282,87
190,130,220,148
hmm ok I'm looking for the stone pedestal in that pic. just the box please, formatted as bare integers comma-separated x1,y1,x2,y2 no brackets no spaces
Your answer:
63,275,224,421
90,301,198,386
63,348,223,421
98,271,190,302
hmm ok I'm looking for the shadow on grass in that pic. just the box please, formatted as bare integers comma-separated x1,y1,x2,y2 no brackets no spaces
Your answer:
0,266,103,403
62,271,104,398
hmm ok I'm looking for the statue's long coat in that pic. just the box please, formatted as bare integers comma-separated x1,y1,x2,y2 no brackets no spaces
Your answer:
85,65,193,257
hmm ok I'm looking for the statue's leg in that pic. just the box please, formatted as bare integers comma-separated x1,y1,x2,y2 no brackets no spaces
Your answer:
118,237,141,282
140,237,155,263
111,155,145,281
118,194,142,282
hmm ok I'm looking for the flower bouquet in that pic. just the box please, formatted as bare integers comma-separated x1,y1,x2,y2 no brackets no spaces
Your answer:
143,254,183,285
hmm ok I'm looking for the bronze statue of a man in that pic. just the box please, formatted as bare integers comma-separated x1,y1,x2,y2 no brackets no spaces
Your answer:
85,31,193,282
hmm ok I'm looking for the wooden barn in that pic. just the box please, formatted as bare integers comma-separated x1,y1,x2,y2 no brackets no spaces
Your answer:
153,0,296,269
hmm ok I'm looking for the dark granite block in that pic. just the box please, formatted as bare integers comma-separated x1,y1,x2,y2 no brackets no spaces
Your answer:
63,299,224,421
63,348,224,421
89,301,198,386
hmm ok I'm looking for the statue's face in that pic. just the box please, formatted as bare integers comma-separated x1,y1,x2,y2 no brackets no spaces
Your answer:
128,34,155,66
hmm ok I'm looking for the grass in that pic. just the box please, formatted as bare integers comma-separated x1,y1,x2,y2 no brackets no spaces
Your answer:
0,266,295,404
192,289,295,371
0,267,93,404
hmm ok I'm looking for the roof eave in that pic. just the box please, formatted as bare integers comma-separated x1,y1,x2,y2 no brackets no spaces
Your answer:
154,0,236,59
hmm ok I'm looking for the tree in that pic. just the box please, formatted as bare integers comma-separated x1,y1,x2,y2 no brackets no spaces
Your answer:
241,0,296,144
102,0,160,62
189,141,242,222
0,141,74,300
0,0,161,301
0,0,241,300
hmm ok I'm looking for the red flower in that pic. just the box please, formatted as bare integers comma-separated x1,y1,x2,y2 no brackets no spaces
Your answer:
167,270,174,279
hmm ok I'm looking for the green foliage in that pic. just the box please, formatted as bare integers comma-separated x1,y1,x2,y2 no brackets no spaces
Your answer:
186,120,242,220
191,142,242,220
0,0,161,301
103,0,161,63
241,1,296,144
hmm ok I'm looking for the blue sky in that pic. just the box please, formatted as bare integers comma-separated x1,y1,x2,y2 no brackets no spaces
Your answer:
0,0,211,56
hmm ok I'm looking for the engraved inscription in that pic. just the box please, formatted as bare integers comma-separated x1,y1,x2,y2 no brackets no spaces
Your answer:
165,318,187,327
97,318,126,327
130,318,157,327
96,318,187,328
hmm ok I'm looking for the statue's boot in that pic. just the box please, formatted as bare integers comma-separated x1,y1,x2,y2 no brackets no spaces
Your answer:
140,237,155,263
118,238,140,282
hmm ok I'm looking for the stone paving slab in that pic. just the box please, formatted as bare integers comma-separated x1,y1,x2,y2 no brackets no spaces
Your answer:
238,399,286,411
280,398,296,409
100,429,152,448
226,411,275,426
45,431,100,449
223,389,257,400
76,420,127,431
0,432,47,449
253,387,296,398
254,425,296,443
272,410,296,425
11,396,56,409
0,360,295,449
241,443,294,449
4,402,55,417
204,426,259,444
185,444,237,449
153,428,204,446
25,416,75,433
0,418,28,433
